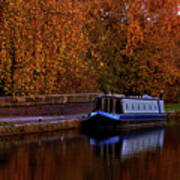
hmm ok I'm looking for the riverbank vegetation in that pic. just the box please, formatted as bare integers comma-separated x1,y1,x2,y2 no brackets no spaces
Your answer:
0,0,180,102
165,103,180,112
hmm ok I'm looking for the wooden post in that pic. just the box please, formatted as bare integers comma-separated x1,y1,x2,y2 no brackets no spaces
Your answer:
107,98,110,113
113,99,116,113
101,98,105,111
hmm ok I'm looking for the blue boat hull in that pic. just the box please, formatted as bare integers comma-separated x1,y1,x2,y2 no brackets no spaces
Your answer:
88,111,166,121
82,111,166,129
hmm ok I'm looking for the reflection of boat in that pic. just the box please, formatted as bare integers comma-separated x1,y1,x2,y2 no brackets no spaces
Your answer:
89,127,165,160
82,95,166,129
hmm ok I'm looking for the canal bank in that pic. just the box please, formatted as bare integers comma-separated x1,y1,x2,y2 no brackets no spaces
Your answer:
0,115,84,136
0,111,179,136
0,93,179,136
167,111,180,123
0,93,97,136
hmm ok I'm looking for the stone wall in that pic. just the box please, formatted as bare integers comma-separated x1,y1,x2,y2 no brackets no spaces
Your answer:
0,93,103,116
0,93,103,107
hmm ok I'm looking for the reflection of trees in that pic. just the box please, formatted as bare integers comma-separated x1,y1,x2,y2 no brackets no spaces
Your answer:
0,127,179,179
0,133,97,180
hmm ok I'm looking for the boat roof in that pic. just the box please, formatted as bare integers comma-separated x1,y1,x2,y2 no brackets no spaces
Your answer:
96,95,161,101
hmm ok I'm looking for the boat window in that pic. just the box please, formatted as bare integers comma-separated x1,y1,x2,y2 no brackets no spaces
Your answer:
104,98,108,112
116,100,122,114
132,104,135,110
154,104,157,110
138,104,140,110
143,104,146,110
126,103,128,110
149,104,152,110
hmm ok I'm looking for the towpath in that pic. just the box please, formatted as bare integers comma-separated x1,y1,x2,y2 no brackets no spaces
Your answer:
0,114,86,123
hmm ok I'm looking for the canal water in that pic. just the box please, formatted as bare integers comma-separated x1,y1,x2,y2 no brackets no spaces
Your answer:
0,122,180,180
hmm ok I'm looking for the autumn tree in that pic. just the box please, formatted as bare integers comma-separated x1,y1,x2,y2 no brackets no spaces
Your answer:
0,0,179,100
80,0,180,98
0,0,99,96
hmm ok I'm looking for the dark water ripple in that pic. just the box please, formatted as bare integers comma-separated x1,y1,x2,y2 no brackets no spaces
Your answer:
0,121,180,180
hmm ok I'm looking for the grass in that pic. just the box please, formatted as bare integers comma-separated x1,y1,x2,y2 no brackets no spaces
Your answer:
165,103,180,111
0,121,12,126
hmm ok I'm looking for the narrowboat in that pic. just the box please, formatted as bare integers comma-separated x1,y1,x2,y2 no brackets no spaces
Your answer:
82,94,167,129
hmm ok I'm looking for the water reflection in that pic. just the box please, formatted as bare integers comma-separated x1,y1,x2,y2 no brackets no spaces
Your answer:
89,128,165,161
0,125,180,179
0,130,90,180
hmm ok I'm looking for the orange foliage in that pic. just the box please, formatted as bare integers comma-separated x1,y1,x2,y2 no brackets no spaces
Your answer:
80,0,180,97
0,0,179,99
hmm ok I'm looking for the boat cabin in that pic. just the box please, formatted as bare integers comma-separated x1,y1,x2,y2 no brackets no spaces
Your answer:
94,95,165,114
